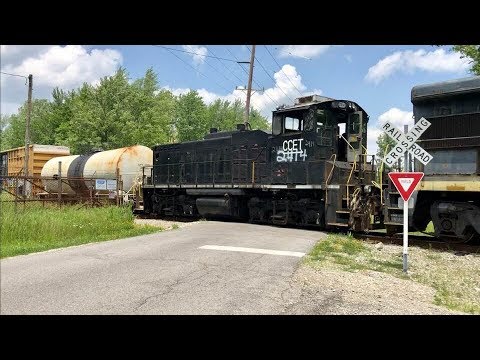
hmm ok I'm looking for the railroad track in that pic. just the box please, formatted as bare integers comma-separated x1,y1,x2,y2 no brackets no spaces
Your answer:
353,232,480,254
134,213,480,254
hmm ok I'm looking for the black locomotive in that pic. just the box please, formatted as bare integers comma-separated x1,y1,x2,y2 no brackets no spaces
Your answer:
139,95,385,232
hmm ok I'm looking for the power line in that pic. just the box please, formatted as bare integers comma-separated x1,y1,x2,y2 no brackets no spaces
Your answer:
160,47,232,94
264,45,303,97
247,46,295,104
202,57,242,91
1,71,28,83
152,45,238,63
157,46,245,104
227,47,280,108
206,46,245,85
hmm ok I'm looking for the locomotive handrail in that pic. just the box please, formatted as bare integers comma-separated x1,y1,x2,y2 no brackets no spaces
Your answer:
379,144,390,205
251,161,255,184
325,154,336,207
361,144,368,169
346,155,358,208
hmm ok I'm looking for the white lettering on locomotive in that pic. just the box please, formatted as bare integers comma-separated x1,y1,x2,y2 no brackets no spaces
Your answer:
277,139,307,162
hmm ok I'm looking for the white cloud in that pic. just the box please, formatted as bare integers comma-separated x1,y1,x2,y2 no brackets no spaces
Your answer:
367,127,383,156
1,45,123,114
161,85,231,105
345,54,352,63
378,107,413,127
164,64,313,119
2,45,122,88
367,107,414,156
0,45,52,66
182,45,207,65
278,45,332,59
365,48,471,84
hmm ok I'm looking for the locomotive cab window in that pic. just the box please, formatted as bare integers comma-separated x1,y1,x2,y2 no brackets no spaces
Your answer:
284,116,303,133
272,112,304,135
272,114,282,135
315,110,333,146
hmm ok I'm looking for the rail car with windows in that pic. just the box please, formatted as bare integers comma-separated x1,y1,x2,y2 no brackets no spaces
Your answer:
138,95,385,232
383,76,480,242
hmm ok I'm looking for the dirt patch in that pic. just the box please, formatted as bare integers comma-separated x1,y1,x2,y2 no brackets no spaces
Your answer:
285,265,459,314
134,218,199,230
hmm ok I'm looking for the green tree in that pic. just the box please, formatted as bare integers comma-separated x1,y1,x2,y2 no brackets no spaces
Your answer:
1,114,12,150
175,90,208,141
49,87,75,145
1,66,270,153
205,98,270,133
452,45,480,75
0,99,53,150
59,68,137,153
249,107,270,131
376,133,396,169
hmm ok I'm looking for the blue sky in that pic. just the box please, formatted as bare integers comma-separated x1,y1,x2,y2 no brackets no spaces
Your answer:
0,45,472,154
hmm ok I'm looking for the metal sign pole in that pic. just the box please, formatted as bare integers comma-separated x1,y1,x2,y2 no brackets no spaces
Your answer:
403,198,408,272
403,124,409,273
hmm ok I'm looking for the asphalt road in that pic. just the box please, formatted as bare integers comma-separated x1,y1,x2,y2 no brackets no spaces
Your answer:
1,221,323,314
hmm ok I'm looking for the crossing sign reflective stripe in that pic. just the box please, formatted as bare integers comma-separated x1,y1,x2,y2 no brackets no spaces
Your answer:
381,118,433,166
388,172,424,201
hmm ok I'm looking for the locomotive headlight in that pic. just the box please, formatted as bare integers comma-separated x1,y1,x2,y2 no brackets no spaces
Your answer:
338,101,346,109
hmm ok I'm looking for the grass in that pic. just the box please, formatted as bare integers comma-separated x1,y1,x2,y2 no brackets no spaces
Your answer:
0,200,160,258
305,234,480,314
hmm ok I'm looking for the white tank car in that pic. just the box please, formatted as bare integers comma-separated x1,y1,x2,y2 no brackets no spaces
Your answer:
41,145,153,194
41,155,79,194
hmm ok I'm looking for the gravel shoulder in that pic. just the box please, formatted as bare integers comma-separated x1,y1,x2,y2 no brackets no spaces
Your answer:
285,265,459,314
134,218,200,230
293,235,479,314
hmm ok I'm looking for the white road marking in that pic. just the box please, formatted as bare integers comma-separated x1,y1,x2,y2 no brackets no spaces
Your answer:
199,245,305,257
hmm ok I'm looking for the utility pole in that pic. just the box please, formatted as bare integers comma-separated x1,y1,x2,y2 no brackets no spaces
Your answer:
24,74,33,197
244,45,256,128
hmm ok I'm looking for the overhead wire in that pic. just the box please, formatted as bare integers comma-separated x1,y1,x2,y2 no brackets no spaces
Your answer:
206,46,245,86
155,46,245,103
159,46,232,94
226,47,281,108
0,71,28,85
152,45,237,63
248,46,295,104
0,71,28,79
263,45,303,97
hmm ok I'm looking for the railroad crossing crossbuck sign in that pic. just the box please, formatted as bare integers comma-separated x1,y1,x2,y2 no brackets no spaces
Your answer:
381,117,433,166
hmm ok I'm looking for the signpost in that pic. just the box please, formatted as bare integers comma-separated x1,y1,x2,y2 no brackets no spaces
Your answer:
380,117,433,272
388,172,424,272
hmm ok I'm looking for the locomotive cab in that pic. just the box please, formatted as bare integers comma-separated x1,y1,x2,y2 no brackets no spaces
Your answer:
271,95,368,165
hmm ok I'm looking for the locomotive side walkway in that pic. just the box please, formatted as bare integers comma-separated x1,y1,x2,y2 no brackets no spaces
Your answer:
0,221,458,314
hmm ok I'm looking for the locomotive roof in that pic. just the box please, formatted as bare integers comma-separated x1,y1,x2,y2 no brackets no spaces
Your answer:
274,97,367,114
411,75,480,103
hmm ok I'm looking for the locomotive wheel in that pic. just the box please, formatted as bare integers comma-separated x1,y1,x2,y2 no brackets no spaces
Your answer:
439,226,479,244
